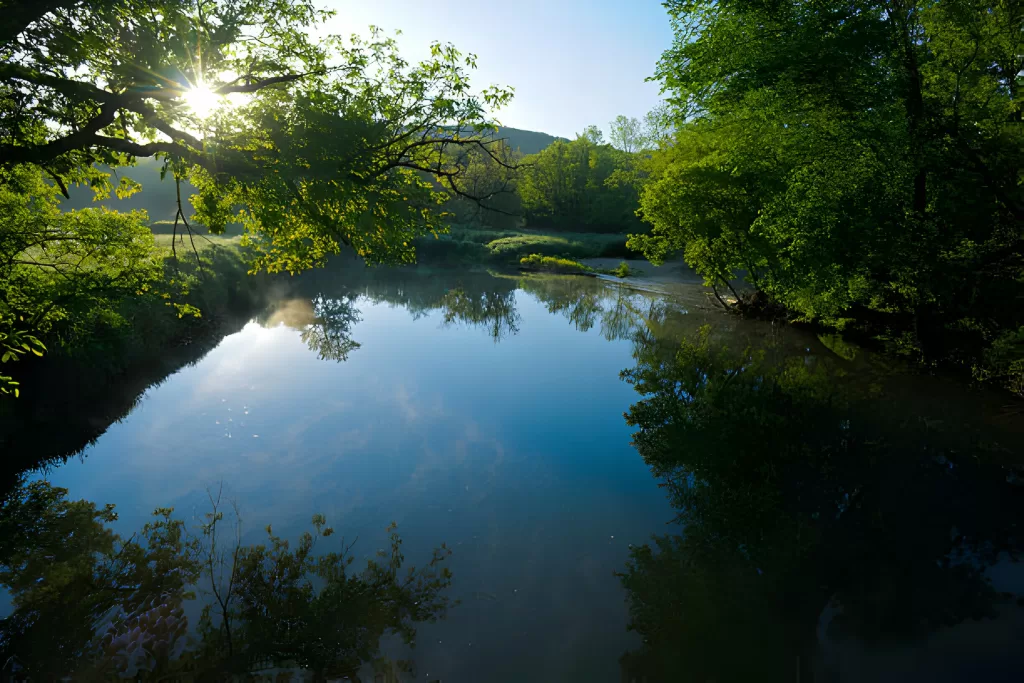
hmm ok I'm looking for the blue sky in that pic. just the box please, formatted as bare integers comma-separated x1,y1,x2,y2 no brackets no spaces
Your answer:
322,1,674,139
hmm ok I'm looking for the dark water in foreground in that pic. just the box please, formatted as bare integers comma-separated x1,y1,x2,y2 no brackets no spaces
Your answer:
2,265,1023,682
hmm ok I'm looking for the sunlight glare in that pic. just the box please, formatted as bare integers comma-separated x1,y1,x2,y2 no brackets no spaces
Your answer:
183,82,221,119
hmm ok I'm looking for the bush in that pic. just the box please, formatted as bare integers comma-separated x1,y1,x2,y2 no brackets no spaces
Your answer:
413,229,633,268
487,233,629,261
612,261,632,278
519,254,593,274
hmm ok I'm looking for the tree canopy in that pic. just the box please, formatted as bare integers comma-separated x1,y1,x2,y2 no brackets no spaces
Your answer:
631,0,1023,385
517,133,644,232
0,0,520,394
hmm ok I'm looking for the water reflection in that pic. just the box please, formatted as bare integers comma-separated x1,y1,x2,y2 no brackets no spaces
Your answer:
3,264,1022,681
617,324,1024,682
3,267,668,482
0,481,452,680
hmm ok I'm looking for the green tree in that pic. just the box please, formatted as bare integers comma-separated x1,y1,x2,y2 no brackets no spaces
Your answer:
608,115,647,153
443,139,523,231
518,133,643,232
0,0,517,394
633,0,1023,386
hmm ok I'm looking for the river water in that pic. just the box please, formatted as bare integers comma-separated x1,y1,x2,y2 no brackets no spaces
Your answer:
5,264,1023,681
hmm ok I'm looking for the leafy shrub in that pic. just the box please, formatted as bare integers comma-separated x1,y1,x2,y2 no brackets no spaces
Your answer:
519,254,593,274
487,233,629,261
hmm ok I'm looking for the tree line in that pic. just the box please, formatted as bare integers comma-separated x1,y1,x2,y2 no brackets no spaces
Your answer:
447,109,672,233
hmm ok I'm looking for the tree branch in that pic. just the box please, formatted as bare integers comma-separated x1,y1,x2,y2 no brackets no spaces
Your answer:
0,0,78,46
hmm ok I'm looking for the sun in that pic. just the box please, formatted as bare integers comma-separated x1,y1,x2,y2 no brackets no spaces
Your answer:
183,82,221,120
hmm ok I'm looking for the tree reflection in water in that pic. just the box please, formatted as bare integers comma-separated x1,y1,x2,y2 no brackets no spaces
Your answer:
0,482,453,681
618,325,1023,682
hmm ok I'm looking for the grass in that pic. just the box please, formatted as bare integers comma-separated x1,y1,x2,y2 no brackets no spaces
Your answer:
414,227,633,268
519,254,594,274
153,233,244,252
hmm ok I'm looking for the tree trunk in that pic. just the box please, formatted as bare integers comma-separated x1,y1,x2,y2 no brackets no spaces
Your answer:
891,0,928,216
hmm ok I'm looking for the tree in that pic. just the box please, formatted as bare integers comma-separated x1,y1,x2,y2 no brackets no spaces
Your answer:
634,0,1023,385
443,140,523,231
0,0,518,392
580,125,605,145
517,133,643,232
0,166,162,395
641,103,674,150
1,1,516,270
608,115,646,153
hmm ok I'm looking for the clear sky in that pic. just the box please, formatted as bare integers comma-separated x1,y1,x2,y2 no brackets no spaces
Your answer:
321,1,674,139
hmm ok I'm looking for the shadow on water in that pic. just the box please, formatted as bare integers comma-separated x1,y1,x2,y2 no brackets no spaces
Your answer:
617,319,1024,683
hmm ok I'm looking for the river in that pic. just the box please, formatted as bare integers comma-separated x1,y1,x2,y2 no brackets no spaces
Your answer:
2,263,1022,682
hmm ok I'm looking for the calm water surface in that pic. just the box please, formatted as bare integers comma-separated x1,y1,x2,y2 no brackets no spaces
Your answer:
31,268,704,681
9,265,1024,681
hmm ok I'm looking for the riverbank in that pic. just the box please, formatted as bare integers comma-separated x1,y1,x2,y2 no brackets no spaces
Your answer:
0,237,277,483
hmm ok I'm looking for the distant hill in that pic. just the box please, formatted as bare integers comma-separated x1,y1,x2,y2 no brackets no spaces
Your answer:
495,127,566,156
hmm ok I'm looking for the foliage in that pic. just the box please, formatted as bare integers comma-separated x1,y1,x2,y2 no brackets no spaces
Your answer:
611,261,632,278
2,1,516,274
519,254,593,274
634,0,1024,387
607,115,647,154
0,326,44,397
0,0,518,397
517,134,645,232
442,139,523,231
0,481,454,679
0,165,165,391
